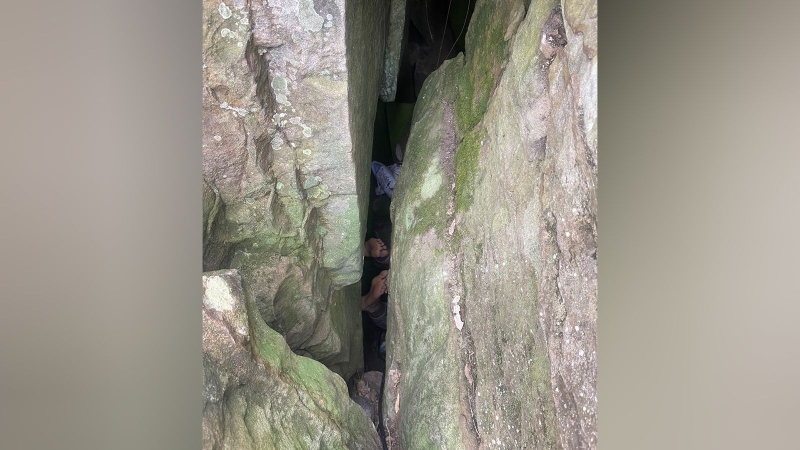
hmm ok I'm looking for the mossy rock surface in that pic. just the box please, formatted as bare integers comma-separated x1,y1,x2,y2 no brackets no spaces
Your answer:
202,0,391,377
203,269,382,450
385,0,597,448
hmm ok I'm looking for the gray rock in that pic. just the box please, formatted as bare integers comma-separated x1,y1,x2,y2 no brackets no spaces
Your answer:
351,370,385,427
353,395,376,425
383,0,597,448
380,0,408,102
202,0,392,378
202,269,381,450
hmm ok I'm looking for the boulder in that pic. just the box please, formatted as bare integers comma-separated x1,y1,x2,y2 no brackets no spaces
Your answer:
202,0,392,378
351,370,385,427
203,269,382,450
383,0,597,448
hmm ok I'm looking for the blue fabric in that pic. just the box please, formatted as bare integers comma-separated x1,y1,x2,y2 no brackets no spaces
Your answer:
372,161,401,198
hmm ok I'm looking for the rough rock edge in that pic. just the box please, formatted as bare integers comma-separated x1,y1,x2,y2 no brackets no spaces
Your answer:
202,269,382,449
537,0,598,447
380,0,408,101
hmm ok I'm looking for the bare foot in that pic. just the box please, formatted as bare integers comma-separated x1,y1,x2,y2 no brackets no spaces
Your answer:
362,270,389,310
364,238,389,258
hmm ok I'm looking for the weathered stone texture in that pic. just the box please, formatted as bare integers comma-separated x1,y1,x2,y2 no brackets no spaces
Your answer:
384,0,597,448
539,0,598,446
202,0,391,378
203,269,382,450
380,0,408,101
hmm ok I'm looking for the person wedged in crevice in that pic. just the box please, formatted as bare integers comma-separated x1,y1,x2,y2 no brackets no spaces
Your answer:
361,217,392,330
360,222,392,372
364,237,390,270
362,269,389,330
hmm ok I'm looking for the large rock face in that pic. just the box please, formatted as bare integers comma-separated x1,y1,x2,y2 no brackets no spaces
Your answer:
202,0,394,378
203,269,381,450
383,0,597,448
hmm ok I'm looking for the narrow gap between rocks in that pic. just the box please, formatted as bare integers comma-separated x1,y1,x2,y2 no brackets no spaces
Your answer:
347,0,476,439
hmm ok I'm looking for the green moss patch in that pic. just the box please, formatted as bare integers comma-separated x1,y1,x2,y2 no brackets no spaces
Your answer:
455,0,511,135
454,128,484,213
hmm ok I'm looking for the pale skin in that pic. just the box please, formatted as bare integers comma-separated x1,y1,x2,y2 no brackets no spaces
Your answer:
362,270,389,311
363,238,389,258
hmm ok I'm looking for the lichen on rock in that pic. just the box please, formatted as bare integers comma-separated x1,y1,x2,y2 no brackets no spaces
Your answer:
380,0,409,101
202,0,392,379
202,269,382,450
384,0,597,448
